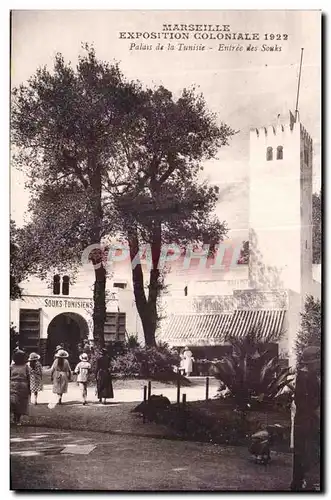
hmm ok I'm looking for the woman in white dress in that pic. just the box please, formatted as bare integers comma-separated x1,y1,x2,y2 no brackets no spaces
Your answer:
182,346,194,376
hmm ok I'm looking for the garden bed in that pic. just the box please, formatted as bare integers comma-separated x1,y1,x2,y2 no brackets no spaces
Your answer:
149,398,291,450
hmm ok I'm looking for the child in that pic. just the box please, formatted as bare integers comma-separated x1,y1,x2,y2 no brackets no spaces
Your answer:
10,350,30,425
74,353,91,405
27,352,43,405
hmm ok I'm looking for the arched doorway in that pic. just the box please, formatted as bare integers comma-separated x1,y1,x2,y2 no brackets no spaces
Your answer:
46,313,89,366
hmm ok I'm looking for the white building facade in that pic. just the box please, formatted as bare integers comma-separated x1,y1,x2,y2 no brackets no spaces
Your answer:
159,114,321,365
11,266,144,365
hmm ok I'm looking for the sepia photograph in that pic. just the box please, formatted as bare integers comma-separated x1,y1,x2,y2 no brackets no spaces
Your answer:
9,9,321,491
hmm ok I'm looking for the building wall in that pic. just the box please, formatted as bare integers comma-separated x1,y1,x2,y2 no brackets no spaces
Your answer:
249,118,314,363
10,264,144,344
10,294,93,340
117,288,144,343
165,264,249,297
300,124,314,301
249,122,302,291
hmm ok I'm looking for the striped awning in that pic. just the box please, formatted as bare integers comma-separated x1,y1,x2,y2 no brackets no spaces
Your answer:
161,313,233,345
229,309,285,339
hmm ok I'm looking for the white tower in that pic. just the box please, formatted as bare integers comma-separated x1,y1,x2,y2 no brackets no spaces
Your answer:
249,113,313,361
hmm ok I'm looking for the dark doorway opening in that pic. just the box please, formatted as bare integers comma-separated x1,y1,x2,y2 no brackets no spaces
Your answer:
46,313,89,366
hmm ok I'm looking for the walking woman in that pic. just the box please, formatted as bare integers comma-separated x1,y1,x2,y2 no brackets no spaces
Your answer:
74,353,91,405
27,352,43,405
10,350,30,425
95,348,114,404
50,349,72,405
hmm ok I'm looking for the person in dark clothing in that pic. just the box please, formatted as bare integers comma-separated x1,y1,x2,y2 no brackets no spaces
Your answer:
10,350,30,425
291,346,320,491
95,348,114,405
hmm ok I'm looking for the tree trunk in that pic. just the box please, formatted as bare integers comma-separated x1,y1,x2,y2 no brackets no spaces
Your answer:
128,229,157,347
89,165,106,349
146,222,162,346
92,262,106,348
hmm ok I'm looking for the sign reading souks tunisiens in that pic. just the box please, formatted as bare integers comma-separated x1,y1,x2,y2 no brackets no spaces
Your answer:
44,293,117,309
44,298,94,309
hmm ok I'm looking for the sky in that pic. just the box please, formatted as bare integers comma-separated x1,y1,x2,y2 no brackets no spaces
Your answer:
10,10,321,244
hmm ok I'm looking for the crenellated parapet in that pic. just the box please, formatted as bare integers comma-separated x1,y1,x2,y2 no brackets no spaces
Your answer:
250,120,312,144
250,121,299,142
300,123,313,147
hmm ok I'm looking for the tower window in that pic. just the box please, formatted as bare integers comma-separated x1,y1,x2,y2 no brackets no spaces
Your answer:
62,275,70,295
53,275,60,295
113,282,127,289
276,146,283,160
266,147,273,161
184,286,188,297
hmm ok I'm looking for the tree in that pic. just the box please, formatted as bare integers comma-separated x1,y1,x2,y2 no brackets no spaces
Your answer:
12,47,234,347
10,219,33,300
10,220,23,300
107,86,234,345
237,240,249,264
312,190,321,265
295,295,321,366
11,45,144,347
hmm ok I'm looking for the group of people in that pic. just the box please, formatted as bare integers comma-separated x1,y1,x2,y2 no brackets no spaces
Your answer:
10,345,114,425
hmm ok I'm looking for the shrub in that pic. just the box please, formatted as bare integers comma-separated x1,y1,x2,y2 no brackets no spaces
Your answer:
212,331,294,411
295,295,321,366
111,344,180,379
152,400,291,447
126,334,140,349
195,359,214,376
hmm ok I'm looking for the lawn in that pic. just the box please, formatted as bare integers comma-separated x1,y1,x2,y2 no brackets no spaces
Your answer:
21,374,291,451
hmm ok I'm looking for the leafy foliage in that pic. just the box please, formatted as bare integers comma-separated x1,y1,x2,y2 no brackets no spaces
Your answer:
237,240,249,264
312,190,321,265
125,334,141,349
10,220,30,300
111,344,180,379
11,46,144,345
11,45,234,346
147,399,290,448
295,295,321,366
108,85,234,345
211,331,294,411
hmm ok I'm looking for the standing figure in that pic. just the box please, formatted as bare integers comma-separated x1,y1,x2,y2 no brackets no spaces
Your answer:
95,348,114,405
10,350,30,425
291,346,320,491
179,353,185,375
28,352,43,405
11,345,21,366
54,344,64,357
182,346,194,377
74,353,91,405
50,349,72,405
